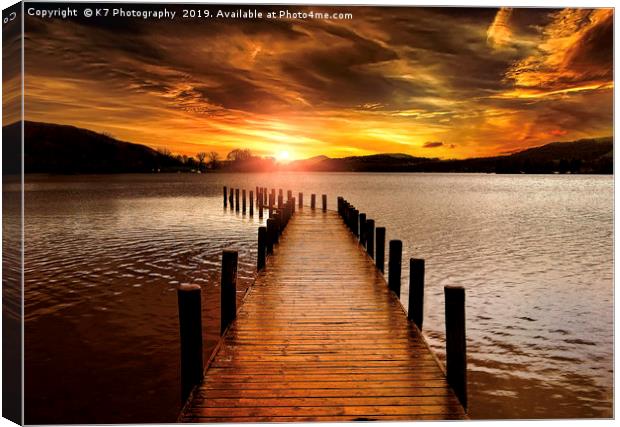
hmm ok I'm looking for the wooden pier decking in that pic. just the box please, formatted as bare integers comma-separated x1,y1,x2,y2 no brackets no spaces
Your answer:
179,207,467,422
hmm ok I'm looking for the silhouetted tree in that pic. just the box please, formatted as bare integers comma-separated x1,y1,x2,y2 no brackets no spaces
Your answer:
197,152,206,171
208,151,220,169
227,148,253,162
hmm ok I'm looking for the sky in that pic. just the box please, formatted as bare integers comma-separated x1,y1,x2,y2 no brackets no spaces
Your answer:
21,5,613,160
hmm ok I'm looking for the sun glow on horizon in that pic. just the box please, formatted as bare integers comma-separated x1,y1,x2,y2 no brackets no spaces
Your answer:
276,150,291,162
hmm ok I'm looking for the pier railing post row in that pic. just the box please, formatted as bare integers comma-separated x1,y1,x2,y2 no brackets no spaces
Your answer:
408,258,425,330
366,219,375,258
249,191,254,216
376,227,386,272
388,240,402,297
221,250,238,336
177,284,203,403
257,227,267,271
444,285,467,409
299,192,303,208
311,194,316,209
223,186,227,208
235,189,240,212
322,194,327,211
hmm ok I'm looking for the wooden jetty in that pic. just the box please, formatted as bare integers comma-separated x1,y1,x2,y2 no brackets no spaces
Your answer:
178,189,467,422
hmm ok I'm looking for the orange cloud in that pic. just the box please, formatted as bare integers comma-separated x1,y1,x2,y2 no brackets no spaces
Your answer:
487,8,513,48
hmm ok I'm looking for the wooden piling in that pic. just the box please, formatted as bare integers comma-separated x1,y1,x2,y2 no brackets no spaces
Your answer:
311,194,316,209
258,194,264,219
266,218,275,254
272,212,280,244
223,186,227,208
366,219,375,258
291,197,296,214
228,189,233,209
388,240,402,298
359,213,367,246
287,190,292,201
322,194,327,211
375,227,386,273
177,284,203,403
353,209,359,237
249,191,254,216
268,194,274,216
299,192,303,208
221,250,238,335
445,285,467,409
278,193,283,209
235,189,240,212
408,258,425,330
257,227,267,271
242,190,247,214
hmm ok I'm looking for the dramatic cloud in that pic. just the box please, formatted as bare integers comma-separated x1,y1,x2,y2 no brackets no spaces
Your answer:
22,5,613,159
487,7,513,48
423,141,444,148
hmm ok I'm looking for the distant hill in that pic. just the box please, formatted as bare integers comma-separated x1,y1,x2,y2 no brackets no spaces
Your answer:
2,121,613,174
285,137,613,174
5,121,184,174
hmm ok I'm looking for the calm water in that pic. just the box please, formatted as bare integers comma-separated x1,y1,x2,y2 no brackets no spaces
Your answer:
20,173,612,422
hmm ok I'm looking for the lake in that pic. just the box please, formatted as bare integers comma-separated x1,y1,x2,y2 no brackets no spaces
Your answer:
19,172,613,422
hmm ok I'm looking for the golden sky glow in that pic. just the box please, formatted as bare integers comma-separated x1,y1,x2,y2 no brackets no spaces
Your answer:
21,6,613,160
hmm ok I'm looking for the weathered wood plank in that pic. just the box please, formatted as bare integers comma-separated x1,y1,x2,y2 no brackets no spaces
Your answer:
180,209,466,422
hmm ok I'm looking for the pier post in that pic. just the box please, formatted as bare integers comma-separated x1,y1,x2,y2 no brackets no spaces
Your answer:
353,209,359,237
445,285,467,409
249,191,254,216
359,213,367,246
311,194,316,209
376,227,385,273
273,212,280,243
266,219,275,254
366,219,375,258
388,240,402,297
291,197,296,214
221,250,238,335
256,186,259,203
242,190,247,214
177,284,203,403
269,194,274,216
258,194,264,219
223,186,227,208
287,190,292,201
408,259,425,330
257,227,267,271
235,189,240,212
322,194,327,211
228,189,233,209
278,194,283,209
299,192,303,208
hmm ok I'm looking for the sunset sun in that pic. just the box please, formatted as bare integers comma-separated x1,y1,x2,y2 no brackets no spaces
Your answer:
276,150,291,162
